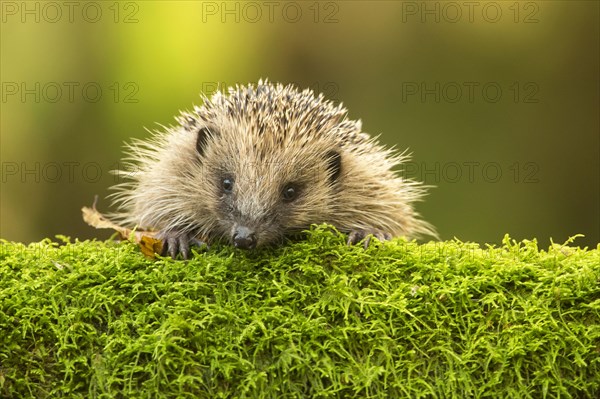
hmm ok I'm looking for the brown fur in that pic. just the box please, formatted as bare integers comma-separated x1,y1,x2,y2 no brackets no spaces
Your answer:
110,80,436,256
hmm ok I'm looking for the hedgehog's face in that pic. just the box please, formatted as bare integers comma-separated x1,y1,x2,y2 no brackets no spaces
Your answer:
196,124,342,249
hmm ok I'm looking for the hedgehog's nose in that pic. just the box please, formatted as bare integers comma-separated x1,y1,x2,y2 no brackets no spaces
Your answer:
233,226,257,250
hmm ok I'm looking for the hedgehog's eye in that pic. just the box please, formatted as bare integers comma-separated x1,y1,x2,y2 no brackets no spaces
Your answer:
222,178,234,193
282,183,299,202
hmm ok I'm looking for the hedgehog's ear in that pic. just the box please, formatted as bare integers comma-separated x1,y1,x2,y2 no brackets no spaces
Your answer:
325,150,342,183
196,126,212,157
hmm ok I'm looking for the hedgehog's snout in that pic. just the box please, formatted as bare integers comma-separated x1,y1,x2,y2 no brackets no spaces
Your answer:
232,225,257,250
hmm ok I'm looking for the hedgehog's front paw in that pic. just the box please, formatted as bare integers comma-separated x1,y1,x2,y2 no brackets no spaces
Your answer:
157,231,207,260
347,229,392,249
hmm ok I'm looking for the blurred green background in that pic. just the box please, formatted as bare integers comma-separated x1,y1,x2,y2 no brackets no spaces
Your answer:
1,1,598,247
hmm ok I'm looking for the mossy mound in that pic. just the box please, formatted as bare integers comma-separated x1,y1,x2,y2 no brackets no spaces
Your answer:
1,227,599,398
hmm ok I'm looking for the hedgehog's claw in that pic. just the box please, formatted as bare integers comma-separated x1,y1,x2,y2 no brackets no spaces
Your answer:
158,231,207,260
347,229,392,249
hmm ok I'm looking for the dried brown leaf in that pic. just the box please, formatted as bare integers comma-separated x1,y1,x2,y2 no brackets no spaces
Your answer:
81,202,162,258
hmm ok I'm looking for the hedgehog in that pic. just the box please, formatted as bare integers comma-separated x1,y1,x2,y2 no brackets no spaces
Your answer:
110,80,436,259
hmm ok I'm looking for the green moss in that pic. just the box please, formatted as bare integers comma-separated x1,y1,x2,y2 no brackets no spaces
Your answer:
1,226,599,398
